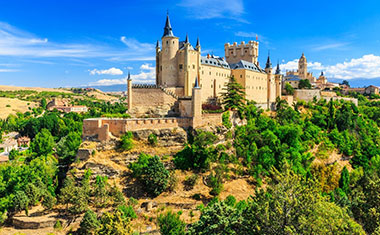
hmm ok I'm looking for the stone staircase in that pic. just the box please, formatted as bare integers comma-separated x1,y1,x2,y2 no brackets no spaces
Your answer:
158,85,179,99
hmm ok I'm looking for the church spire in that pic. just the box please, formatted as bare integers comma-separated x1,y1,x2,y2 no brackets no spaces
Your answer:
163,13,174,37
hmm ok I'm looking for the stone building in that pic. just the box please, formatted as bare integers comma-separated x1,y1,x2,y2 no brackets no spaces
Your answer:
285,53,317,83
151,13,282,109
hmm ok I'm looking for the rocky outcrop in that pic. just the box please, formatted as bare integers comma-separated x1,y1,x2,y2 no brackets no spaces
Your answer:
82,162,121,178
132,128,188,147
76,148,94,161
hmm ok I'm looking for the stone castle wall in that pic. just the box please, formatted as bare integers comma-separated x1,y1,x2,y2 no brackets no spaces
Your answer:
294,89,321,102
83,112,223,142
131,87,177,107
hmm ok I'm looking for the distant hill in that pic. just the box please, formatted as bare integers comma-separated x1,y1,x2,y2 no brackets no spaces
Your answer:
329,78,380,88
88,85,127,92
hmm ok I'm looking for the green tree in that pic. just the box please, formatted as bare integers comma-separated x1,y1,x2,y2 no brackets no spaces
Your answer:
158,211,186,235
339,166,350,194
80,210,101,235
40,98,47,109
30,128,55,156
56,132,82,163
188,200,243,235
140,156,170,197
298,79,312,89
98,210,133,235
285,83,295,95
221,76,246,111
13,191,29,213
119,132,133,151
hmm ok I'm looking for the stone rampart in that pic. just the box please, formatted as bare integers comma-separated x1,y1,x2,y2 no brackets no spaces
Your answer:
132,87,177,107
294,89,321,102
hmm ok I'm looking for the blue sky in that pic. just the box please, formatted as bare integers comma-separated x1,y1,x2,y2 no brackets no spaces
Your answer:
1,0,380,88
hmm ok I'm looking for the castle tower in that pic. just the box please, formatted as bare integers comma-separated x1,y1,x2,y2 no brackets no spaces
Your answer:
265,53,273,109
157,13,179,87
275,61,282,99
191,77,202,127
127,72,132,110
155,40,160,85
224,40,259,65
298,53,307,79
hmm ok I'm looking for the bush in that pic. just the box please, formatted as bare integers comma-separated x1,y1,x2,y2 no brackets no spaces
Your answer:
157,211,186,235
54,220,63,230
79,210,100,235
148,133,158,146
222,111,232,129
119,132,133,151
129,154,170,197
184,174,198,190
117,205,137,219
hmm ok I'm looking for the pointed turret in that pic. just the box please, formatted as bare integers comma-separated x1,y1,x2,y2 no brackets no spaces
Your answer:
194,76,200,88
196,37,200,51
265,52,272,69
127,71,131,80
321,71,324,76
185,33,189,44
163,13,174,37
275,60,281,75
156,40,160,48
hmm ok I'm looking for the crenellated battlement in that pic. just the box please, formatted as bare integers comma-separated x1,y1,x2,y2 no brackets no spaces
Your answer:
224,40,259,65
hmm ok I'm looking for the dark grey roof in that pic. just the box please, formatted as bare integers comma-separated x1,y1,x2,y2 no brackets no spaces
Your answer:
163,14,174,37
201,55,230,69
194,76,199,88
179,41,194,50
285,74,301,81
275,61,281,74
229,60,265,73
196,37,200,49
265,55,272,69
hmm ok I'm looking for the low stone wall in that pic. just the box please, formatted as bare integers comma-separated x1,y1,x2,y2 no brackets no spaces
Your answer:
282,95,294,105
201,113,223,126
322,96,358,106
83,117,192,141
294,89,321,102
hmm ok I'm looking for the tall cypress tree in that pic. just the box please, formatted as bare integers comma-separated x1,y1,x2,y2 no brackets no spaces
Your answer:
221,76,246,111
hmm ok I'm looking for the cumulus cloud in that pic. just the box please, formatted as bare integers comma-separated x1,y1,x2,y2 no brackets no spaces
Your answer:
281,54,380,80
89,67,123,75
178,0,247,22
89,63,155,86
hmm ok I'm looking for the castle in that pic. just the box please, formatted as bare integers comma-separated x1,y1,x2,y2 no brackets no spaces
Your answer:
150,13,282,109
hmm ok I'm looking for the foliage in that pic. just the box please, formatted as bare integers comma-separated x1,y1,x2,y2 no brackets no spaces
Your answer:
298,79,312,89
173,130,218,170
30,128,55,156
148,133,158,146
119,132,134,151
285,83,294,95
129,154,169,197
222,111,232,129
221,76,246,111
184,174,198,191
157,211,186,235
339,166,350,194
56,131,82,164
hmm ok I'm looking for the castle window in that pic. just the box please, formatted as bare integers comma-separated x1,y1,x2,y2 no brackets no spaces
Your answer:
240,75,242,78
179,64,183,69
166,41,168,45
209,72,211,75
160,66,162,71
193,64,195,69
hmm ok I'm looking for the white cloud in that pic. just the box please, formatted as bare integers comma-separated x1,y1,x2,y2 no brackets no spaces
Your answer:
0,22,155,61
281,54,380,80
89,63,155,86
235,31,257,38
178,0,247,22
89,67,123,75
0,69,18,72
312,42,349,51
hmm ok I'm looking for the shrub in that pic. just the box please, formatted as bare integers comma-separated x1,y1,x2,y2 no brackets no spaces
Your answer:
54,220,63,230
184,174,198,190
148,133,158,146
222,111,232,129
79,210,100,235
157,211,186,235
119,132,133,151
117,205,137,219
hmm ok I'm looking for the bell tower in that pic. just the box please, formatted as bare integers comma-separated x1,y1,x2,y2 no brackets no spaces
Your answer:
298,53,307,79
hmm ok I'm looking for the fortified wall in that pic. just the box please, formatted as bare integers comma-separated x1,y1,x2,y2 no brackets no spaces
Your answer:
83,84,224,142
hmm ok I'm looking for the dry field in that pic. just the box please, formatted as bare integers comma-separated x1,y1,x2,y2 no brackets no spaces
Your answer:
0,98,37,119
